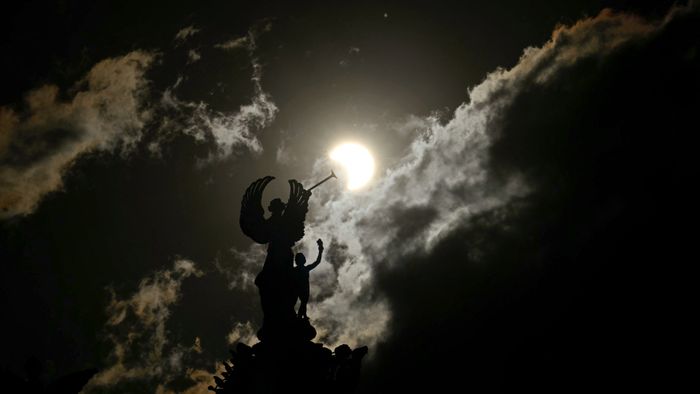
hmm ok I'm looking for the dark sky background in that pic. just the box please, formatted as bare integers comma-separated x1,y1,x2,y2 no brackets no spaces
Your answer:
1,1,697,392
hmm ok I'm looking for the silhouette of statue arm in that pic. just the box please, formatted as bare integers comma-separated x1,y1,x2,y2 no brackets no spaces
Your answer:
307,239,324,271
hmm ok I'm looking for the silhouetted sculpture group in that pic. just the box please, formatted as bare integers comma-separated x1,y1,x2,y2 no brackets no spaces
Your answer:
239,176,318,340
209,341,368,394
208,176,368,393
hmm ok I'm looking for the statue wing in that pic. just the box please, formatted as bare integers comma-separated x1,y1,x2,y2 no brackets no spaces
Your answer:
282,179,311,244
239,176,274,244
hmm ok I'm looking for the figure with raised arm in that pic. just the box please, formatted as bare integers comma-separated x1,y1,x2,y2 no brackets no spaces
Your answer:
294,239,324,319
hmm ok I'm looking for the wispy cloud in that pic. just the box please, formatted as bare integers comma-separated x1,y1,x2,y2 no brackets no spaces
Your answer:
187,49,202,64
84,259,204,391
174,25,200,44
156,23,277,162
0,51,155,219
213,246,264,290
226,321,257,346
1,24,278,219
214,36,248,51
154,365,226,394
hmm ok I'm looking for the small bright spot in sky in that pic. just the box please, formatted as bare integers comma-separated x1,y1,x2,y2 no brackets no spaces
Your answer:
330,143,375,190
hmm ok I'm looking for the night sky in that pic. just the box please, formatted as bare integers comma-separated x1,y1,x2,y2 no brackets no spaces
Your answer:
1,1,697,392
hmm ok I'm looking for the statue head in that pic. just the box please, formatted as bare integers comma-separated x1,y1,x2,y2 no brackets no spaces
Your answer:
268,198,286,214
295,252,306,266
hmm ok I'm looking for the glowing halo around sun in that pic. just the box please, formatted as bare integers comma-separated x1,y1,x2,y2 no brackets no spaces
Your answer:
329,143,375,190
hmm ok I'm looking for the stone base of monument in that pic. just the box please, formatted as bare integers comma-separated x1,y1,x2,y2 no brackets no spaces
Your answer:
208,318,368,394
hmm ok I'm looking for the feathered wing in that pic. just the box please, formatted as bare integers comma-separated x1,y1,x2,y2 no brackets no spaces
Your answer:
283,179,311,244
239,176,274,244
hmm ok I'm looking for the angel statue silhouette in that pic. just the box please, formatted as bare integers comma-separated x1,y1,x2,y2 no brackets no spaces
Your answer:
240,172,336,341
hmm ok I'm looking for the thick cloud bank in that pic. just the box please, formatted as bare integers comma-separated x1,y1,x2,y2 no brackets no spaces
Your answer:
232,5,700,391
348,5,696,392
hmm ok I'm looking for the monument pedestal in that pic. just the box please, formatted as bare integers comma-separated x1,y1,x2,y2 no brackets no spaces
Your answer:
209,318,368,394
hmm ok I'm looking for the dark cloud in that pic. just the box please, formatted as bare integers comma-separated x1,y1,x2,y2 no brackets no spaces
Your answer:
362,4,698,392
361,204,439,245
295,8,682,353
324,238,352,273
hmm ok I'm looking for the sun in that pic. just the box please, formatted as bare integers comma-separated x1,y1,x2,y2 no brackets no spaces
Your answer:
329,143,375,190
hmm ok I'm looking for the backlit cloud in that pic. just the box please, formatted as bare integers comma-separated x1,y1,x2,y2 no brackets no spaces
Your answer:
84,259,205,391
1,25,278,218
280,5,693,350
0,51,155,219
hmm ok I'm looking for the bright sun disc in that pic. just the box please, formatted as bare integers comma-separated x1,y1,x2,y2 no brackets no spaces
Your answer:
330,143,375,190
